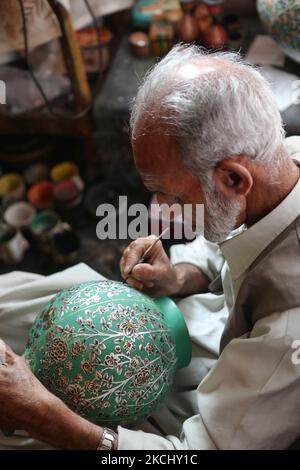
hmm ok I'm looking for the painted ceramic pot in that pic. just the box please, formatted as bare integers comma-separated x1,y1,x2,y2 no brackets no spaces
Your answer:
257,0,300,63
24,280,191,428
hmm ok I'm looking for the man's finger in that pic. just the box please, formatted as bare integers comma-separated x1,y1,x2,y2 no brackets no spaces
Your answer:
119,255,127,278
123,237,158,275
131,263,155,282
126,276,144,291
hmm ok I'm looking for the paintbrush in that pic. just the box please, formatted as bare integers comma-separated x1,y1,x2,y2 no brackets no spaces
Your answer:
124,227,169,282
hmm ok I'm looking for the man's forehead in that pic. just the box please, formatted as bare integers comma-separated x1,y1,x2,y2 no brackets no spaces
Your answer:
177,61,218,79
133,135,188,192
133,127,173,151
133,131,177,165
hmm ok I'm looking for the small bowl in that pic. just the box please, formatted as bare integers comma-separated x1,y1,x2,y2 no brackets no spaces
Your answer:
50,161,79,183
129,32,151,58
4,201,36,229
0,173,25,207
54,180,82,209
27,181,54,209
30,210,60,236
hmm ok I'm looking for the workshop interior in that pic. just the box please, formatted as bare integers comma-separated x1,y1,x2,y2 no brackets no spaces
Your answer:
0,0,300,454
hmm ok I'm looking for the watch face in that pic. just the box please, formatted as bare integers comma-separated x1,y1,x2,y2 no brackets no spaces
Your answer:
99,429,116,450
24,280,190,428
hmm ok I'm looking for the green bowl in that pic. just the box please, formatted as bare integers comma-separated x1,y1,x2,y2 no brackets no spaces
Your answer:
24,280,191,428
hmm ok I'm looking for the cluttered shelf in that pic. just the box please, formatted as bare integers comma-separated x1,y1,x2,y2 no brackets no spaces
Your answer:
95,5,300,135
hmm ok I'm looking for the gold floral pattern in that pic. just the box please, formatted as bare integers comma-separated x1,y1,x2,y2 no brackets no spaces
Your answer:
71,341,85,357
257,0,300,61
24,281,179,428
48,338,68,362
81,360,94,375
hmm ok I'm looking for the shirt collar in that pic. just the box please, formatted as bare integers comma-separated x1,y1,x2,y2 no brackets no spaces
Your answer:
219,173,300,281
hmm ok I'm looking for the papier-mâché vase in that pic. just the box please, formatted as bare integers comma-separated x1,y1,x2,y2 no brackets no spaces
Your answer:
24,280,191,428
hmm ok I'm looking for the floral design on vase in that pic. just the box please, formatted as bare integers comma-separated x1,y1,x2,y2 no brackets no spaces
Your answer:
257,0,300,62
24,280,191,428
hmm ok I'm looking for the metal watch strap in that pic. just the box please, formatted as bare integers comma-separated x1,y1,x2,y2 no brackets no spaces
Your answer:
97,427,117,451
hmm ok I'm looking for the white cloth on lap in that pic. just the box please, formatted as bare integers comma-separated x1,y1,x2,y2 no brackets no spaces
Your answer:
0,263,104,355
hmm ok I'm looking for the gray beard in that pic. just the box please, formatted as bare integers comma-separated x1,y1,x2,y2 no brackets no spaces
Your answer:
203,188,241,243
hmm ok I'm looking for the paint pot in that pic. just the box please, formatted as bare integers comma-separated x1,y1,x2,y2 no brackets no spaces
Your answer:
30,210,60,235
50,161,84,192
51,229,81,265
129,32,150,58
50,161,79,182
0,173,25,208
53,179,85,227
0,222,29,264
53,179,82,209
4,201,36,229
24,164,49,186
27,181,54,210
30,210,60,253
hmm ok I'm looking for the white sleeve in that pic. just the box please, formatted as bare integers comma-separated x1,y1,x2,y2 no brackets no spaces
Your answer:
118,306,300,449
170,236,225,281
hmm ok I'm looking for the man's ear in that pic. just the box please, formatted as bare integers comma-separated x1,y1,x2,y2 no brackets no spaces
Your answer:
214,159,253,197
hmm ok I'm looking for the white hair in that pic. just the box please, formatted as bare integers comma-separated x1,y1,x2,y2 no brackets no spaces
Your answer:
131,45,287,188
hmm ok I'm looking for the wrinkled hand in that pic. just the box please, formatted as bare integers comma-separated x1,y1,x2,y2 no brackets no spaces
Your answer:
0,339,53,432
120,236,180,297
0,340,109,449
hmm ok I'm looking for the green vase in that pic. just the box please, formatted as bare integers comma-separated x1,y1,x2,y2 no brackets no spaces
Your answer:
257,0,300,63
24,280,191,428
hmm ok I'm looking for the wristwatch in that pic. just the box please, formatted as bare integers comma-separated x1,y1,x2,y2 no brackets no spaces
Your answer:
97,427,118,450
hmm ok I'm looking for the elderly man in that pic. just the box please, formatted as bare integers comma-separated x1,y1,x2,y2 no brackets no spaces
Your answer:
1,45,300,450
